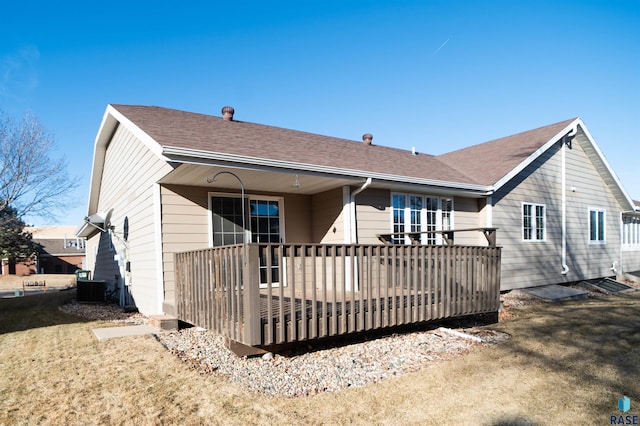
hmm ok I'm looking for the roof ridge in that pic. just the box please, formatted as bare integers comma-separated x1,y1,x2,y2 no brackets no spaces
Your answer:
111,104,439,157
435,117,578,186
438,117,578,156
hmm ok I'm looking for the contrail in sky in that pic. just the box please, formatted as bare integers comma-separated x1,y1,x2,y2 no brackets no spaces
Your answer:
432,38,450,56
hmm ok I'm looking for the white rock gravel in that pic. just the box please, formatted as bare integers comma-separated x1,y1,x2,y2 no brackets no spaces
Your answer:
157,326,509,397
60,301,510,398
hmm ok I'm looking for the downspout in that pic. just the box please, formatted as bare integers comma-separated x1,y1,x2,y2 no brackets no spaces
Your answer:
350,178,373,244
486,196,493,228
613,211,622,277
561,127,577,275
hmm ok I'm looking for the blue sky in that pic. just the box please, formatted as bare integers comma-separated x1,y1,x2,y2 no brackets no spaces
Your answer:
1,0,638,226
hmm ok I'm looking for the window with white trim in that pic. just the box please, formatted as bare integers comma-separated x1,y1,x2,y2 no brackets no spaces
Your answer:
589,208,606,244
623,216,640,248
210,194,284,287
522,203,545,241
391,193,453,245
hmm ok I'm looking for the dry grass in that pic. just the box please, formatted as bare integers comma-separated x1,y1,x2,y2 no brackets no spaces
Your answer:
1,289,639,425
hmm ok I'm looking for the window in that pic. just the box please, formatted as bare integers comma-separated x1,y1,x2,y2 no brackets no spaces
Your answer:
66,238,86,250
250,199,281,243
522,203,545,241
391,193,453,245
392,194,406,243
210,194,284,287
589,208,606,243
623,216,640,248
211,196,246,246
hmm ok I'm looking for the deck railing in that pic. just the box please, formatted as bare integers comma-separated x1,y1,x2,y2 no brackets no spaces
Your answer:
175,243,501,349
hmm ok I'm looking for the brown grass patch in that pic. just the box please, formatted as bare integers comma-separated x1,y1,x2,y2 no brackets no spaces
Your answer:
1,289,639,424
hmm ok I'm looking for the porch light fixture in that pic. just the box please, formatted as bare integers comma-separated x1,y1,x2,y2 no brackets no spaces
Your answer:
206,171,247,260
293,174,300,190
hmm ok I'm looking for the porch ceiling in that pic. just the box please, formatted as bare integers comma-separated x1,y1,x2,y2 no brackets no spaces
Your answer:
157,163,362,195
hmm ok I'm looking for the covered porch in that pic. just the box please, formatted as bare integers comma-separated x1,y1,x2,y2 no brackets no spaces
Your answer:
175,239,501,354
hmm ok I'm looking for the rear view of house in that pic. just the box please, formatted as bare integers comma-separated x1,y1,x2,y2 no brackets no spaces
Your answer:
76,104,638,350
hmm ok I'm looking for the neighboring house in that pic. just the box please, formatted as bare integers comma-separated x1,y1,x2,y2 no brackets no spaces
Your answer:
76,104,640,322
1,226,86,275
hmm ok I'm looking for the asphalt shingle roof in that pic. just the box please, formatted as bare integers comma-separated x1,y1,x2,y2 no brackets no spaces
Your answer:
34,239,85,256
111,104,576,188
437,118,577,186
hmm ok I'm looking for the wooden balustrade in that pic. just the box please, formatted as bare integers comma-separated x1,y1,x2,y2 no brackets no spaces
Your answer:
175,243,501,351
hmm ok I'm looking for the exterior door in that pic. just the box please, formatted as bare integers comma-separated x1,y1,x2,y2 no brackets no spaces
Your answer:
211,195,284,287
250,198,284,288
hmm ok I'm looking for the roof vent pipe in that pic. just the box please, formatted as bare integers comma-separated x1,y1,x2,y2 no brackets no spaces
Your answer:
222,106,235,121
362,133,373,145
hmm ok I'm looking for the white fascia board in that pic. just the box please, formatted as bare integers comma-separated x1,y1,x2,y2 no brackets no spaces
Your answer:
576,119,637,211
493,117,636,211
86,105,170,215
162,146,493,195
107,105,166,158
493,119,580,192
86,107,118,216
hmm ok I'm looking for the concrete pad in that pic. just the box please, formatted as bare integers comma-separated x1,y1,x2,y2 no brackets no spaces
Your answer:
524,284,589,302
92,325,158,342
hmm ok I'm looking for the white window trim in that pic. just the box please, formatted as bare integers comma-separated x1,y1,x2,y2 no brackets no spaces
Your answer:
588,207,606,245
207,192,286,246
521,202,546,242
208,191,248,247
622,214,640,251
390,193,454,245
248,195,286,244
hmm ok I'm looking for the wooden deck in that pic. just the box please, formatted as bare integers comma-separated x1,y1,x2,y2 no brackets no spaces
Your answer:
175,243,501,352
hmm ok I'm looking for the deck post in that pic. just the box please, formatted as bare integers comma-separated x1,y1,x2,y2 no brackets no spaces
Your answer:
243,244,262,346
176,241,501,350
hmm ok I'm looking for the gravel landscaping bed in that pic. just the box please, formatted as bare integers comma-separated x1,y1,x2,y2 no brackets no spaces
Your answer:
60,299,510,397
157,325,509,397
64,284,616,397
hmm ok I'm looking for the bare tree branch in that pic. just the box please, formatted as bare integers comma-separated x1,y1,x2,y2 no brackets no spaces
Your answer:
0,109,79,220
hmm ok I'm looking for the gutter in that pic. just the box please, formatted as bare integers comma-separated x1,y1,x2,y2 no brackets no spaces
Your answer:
161,146,493,195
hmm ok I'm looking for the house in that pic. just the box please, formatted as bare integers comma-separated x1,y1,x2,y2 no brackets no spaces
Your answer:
1,226,85,275
76,104,639,349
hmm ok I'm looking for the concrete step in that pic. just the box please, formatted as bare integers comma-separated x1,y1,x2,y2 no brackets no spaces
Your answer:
149,314,178,331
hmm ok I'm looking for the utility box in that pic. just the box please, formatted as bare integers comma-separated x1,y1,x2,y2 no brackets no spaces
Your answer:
77,280,105,303
75,270,92,280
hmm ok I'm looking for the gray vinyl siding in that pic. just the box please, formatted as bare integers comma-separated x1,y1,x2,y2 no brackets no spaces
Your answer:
353,189,485,246
494,131,625,290
93,125,172,314
622,249,640,274
283,194,313,243
311,188,345,243
356,188,390,244
161,185,316,314
160,185,210,314
452,197,486,246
